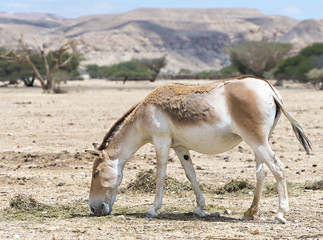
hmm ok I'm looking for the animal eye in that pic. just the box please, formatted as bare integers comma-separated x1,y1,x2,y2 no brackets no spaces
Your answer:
93,171,100,178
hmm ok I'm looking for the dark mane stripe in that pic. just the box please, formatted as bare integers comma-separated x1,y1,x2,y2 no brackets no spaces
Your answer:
96,102,141,150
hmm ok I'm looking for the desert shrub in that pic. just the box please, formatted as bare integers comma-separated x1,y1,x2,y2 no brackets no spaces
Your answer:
126,169,192,193
100,60,152,80
88,57,167,82
263,182,304,196
304,180,323,190
215,180,255,194
9,194,45,211
86,64,100,78
219,65,240,75
274,43,323,82
5,194,89,220
306,67,323,90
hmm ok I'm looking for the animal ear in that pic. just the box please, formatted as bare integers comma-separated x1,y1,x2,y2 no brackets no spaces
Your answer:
85,149,103,158
92,142,100,149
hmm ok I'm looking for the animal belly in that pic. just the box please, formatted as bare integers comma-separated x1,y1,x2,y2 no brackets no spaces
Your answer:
172,128,242,155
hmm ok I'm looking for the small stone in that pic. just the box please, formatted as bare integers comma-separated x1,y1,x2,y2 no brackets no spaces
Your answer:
13,234,20,239
196,165,204,170
117,215,125,220
224,209,232,215
260,217,266,221
80,172,86,176
248,191,254,196
250,228,259,235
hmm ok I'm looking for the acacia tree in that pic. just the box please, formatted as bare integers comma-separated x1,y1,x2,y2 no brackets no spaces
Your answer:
230,41,292,77
1,35,78,92
0,48,44,87
139,57,167,81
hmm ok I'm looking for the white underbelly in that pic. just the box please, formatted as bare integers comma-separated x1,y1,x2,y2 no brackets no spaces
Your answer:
171,125,242,155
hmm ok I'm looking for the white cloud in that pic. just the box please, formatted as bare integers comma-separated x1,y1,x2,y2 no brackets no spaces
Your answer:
280,5,302,17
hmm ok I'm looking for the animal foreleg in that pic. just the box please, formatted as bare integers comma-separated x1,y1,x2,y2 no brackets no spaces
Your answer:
146,136,171,218
244,153,267,220
174,146,206,217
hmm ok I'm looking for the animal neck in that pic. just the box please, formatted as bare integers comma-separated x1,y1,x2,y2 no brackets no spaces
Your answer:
106,121,145,162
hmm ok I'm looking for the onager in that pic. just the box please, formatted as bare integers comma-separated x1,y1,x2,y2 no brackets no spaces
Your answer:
87,76,311,224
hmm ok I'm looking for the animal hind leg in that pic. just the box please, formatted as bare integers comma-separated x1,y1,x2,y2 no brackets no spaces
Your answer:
146,136,171,218
252,143,289,224
243,152,268,220
174,146,206,217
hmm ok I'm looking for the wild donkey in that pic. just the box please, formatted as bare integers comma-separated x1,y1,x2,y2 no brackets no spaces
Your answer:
87,76,311,224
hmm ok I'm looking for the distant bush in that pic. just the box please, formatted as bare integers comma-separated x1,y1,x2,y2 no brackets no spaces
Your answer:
274,43,323,82
86,57,166,83
85,64,100,78
230,41,292,77
306,67,323,90
219,65,240,75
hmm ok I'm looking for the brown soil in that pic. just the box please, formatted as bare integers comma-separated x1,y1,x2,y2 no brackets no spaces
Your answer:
0,80,322,239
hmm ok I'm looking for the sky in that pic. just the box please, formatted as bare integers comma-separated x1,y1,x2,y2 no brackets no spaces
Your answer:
1,0,323,20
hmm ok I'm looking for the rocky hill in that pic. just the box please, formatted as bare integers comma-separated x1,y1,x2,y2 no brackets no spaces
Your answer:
0,8,322,72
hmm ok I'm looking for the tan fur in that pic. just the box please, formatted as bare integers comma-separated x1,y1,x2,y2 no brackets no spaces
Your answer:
225,81,265,143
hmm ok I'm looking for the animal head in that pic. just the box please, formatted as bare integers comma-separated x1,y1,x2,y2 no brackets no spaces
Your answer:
86,145,122,216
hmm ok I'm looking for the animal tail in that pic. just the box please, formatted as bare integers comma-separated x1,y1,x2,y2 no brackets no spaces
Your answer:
273,95,312,155
94,102,141,151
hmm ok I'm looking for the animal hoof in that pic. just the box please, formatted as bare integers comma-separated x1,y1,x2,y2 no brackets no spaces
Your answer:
273,218,286,224
194,207,206,218
145,210,158,218
145,213,154,218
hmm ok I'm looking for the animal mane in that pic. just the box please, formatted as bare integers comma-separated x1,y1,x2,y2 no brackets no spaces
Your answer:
96,102,141,150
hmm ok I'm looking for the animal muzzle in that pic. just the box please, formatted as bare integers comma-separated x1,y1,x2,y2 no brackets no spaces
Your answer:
90,202,111,216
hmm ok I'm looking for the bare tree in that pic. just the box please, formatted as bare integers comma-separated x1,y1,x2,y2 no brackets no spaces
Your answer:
1,35,77,92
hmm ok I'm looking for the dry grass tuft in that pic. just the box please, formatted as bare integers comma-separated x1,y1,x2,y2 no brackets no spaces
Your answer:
3,194,89,221
10,194,47,211
304,180,323,190
125,169,193,193
216,180,255,194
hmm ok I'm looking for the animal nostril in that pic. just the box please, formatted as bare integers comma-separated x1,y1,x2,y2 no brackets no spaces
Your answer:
91,207,95,213
100,203,105,209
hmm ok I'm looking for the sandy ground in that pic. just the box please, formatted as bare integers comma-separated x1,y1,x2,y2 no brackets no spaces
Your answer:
0,79,322,239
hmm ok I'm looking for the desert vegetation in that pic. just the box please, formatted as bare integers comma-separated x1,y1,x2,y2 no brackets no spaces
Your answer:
2,39,323,90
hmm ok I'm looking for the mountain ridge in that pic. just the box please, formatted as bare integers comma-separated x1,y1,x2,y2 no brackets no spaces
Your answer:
0,8,322,72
